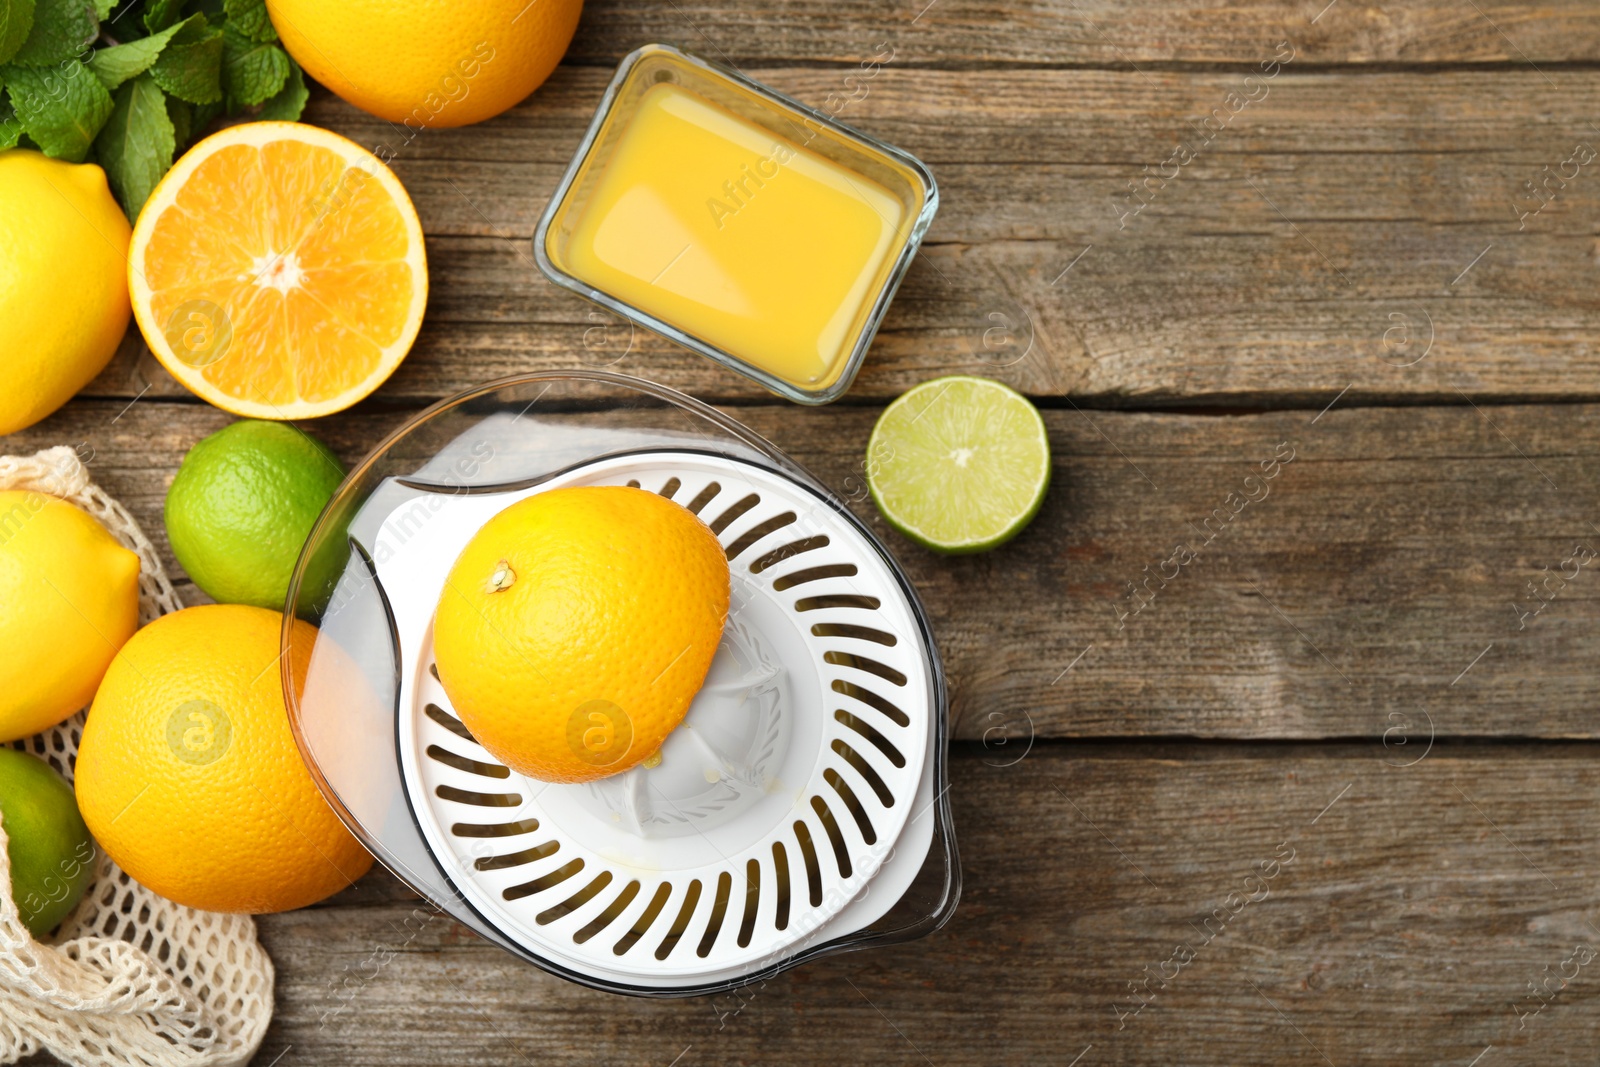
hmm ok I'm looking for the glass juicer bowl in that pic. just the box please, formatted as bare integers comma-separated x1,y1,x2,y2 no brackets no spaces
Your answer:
283,371,960,996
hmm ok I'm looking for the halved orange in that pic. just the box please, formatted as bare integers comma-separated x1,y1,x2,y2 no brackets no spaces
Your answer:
129,122,428,419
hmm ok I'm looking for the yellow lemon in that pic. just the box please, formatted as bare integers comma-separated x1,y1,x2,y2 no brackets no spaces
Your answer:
267,0,583,128
75,604,373,913
0,492,140,742
0,151,131,436
434,486,730,783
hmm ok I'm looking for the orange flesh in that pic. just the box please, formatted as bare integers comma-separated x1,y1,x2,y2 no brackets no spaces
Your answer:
139,140,419,408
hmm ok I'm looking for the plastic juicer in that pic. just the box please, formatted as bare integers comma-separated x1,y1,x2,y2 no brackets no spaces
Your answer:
284,372,959,996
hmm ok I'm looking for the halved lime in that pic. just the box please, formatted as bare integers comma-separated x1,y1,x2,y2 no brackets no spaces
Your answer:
865,376,1051,554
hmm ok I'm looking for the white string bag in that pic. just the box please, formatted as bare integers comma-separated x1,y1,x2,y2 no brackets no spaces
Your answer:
0,446,274,1067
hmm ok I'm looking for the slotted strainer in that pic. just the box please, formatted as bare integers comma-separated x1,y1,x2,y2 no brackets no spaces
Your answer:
285,372,959,996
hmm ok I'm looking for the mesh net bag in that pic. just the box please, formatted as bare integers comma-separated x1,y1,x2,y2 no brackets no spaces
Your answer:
0,446,274,1067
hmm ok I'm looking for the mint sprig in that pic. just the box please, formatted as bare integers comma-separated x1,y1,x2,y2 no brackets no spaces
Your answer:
0,0,306,219
98,72,172,213
0,94,24,149
10,0,96,67
149,14,223,104
221,0,271,44
88,13,192,90
219,24,283,107
0,0,37,66
5,64,113,161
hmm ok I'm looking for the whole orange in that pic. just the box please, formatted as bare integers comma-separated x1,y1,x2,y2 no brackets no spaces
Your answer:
433,486,730,783
266,0,583,128
74,604,373,913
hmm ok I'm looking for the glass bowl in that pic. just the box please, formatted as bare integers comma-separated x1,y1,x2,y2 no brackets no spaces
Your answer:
282,370,960,996
536,45,939,405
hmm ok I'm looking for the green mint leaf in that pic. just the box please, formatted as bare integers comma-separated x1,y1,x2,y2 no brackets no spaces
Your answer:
88,39,161,90
189,95,219,129
252,53,300,119
88,0,112,19
149,16,223,104
143,0,183,33
220,28,283,108
4,60,111,159
0,0,37,67
10,0,95,67
164,89,187,142
0,93,22,148
86,13,193,90
97,72,173,217
222,0,273,42
168,6,213,38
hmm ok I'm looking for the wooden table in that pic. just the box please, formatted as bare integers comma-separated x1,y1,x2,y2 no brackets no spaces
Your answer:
16,1,1600,1062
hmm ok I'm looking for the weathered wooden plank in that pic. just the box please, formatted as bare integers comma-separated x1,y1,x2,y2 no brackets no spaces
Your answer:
165,747,1600,1064
566,0,1600,67
86,69,1600,405
8,397,1600,741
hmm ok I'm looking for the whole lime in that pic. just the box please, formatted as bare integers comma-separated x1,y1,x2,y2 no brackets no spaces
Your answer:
165,421,346,609
0,749,96,939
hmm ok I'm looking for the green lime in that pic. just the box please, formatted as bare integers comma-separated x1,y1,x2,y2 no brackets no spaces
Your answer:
0,749,95,938
165,420,346,610
865,376,1051,554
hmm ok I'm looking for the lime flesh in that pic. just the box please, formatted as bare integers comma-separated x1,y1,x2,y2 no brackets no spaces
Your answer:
865,376,1051,554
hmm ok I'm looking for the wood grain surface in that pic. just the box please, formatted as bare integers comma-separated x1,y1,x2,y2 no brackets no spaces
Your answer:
230,745,1600,1066
9,398,1599,742
78,64,1600,405
565,0,1600,66
13,0,1600,1063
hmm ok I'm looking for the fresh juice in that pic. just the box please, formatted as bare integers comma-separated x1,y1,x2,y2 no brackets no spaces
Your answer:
560,82,908,391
